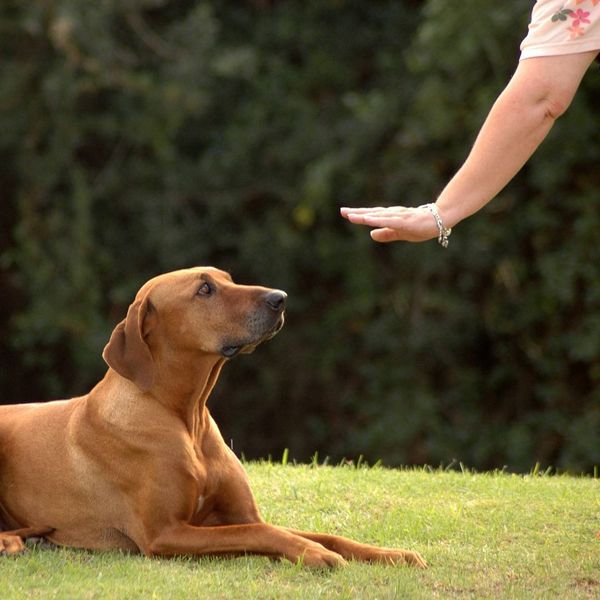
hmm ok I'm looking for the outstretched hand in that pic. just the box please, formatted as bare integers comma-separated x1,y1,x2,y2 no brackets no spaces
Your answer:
340,206,439,243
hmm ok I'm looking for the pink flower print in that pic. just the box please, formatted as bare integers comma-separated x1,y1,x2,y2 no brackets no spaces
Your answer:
567,23,585,38
571,9,591,27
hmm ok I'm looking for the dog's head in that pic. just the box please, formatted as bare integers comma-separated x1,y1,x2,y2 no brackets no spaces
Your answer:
102,267,286,391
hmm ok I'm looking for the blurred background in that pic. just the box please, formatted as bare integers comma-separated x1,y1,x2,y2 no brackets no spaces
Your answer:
1,0,598,472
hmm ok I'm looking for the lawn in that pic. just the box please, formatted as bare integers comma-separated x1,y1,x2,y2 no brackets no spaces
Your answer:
1,463,598,599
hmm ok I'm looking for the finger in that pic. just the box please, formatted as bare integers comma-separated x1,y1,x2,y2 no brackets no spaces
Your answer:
347,214,409,228
343,215,376,226
343,213,378,225
340,206,386,218
344,209,413,223
343,206,409,216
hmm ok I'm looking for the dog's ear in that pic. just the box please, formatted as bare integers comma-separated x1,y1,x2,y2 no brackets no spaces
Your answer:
102,295,155,392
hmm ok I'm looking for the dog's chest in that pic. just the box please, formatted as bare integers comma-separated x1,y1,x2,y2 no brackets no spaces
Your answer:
188,453,220,521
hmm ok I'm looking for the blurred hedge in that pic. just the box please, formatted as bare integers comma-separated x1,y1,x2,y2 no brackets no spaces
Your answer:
1,0,598,472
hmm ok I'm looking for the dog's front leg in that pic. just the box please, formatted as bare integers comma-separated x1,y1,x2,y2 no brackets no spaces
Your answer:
141,523,347,568
282,528,427,568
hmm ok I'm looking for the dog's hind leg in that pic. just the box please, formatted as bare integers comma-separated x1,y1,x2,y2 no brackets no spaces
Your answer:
0,526,55,555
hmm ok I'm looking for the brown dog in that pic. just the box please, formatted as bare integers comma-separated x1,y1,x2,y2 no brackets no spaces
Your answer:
0,267,426,568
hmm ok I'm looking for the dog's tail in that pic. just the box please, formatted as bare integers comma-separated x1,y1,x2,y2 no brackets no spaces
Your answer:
0,500,54,539
3,525,55,538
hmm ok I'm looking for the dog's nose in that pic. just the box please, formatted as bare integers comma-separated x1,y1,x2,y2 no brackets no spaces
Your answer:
265,290,287,312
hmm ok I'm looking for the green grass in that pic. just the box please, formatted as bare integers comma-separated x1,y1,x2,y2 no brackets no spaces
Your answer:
1,463,598,599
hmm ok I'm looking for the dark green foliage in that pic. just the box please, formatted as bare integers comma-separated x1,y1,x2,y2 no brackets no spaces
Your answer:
1,0,598,471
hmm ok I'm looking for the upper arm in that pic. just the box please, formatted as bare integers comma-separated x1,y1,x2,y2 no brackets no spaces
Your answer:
508,51,598,117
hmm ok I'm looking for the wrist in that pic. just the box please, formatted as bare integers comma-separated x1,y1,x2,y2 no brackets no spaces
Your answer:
432,192,488,245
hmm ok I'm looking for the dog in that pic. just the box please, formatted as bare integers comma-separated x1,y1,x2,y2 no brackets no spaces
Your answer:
0,267,426,568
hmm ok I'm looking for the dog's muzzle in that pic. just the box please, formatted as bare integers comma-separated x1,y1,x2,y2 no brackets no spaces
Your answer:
220,290,287,358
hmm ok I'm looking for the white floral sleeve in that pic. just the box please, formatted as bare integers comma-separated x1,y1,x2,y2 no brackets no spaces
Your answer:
520,0,600,59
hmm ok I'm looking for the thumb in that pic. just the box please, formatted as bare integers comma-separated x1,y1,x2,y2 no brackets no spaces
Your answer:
370,227,400,243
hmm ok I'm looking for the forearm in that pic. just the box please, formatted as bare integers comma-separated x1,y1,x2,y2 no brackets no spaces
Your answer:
436,53,596,228
436,86,557,227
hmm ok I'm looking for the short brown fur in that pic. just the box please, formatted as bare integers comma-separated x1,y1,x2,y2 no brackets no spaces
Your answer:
0,267,425,568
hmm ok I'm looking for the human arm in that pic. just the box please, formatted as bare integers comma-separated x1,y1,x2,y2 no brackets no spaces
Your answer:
340,51,598,243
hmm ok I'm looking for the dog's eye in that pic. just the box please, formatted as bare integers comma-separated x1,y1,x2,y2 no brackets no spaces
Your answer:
197,282,213,296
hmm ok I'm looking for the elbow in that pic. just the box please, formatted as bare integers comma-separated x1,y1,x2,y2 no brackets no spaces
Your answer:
542,89,573,121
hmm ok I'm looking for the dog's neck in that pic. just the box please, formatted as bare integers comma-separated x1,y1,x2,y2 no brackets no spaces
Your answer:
150,349,227,438
91,350,226,443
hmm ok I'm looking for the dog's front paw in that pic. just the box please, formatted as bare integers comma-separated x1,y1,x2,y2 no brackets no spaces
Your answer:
0,534,26,556
294,542,347,568
375,548,428,568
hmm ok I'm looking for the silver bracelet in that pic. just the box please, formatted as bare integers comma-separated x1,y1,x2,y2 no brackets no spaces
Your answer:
419,203,452,248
